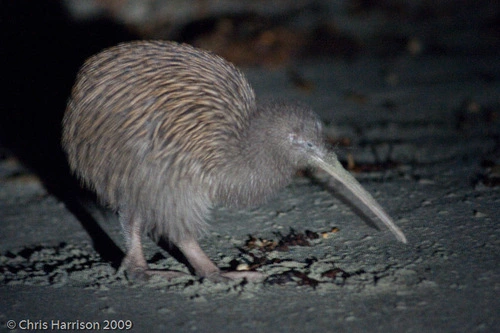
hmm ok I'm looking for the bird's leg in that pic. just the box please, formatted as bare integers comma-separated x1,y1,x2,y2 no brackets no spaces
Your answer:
176,236,264,282
118,209,262,282
118,210,187,281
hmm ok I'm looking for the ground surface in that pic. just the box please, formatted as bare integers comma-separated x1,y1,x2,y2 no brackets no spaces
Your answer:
1,1,499,332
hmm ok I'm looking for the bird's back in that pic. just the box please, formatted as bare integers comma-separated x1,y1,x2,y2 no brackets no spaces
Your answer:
62,41,256,209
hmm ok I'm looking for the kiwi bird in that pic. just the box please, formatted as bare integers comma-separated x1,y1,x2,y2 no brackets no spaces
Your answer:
62,40,407,282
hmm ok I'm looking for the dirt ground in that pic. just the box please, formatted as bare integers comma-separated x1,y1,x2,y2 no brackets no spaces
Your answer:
1,1,499,332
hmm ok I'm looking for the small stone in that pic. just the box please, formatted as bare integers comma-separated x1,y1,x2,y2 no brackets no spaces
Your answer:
418,178,435,185
473,210,487,218
101,306,116,314
236,263,250,271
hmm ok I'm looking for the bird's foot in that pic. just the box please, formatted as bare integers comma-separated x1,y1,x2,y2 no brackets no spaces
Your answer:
118,257,188,282
122,267,264,283
176,237,266,283
204,270,265,283
122,267,189,282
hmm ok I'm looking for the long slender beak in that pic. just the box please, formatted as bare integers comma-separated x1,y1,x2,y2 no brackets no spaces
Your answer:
310,152,407,244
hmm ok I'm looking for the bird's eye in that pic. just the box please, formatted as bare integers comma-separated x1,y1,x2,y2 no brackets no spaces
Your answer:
307,142,313,148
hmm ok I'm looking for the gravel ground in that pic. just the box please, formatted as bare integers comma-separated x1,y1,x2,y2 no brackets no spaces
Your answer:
1,1,499,332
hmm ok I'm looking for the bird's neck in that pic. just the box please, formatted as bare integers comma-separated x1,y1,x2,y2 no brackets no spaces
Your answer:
212,115,295,208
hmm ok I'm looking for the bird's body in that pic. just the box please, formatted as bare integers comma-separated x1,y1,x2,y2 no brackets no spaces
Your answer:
63,41,406,282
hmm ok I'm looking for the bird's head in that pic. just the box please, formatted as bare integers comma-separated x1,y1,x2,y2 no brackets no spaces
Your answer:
253,100,407,244
254,101,326,168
